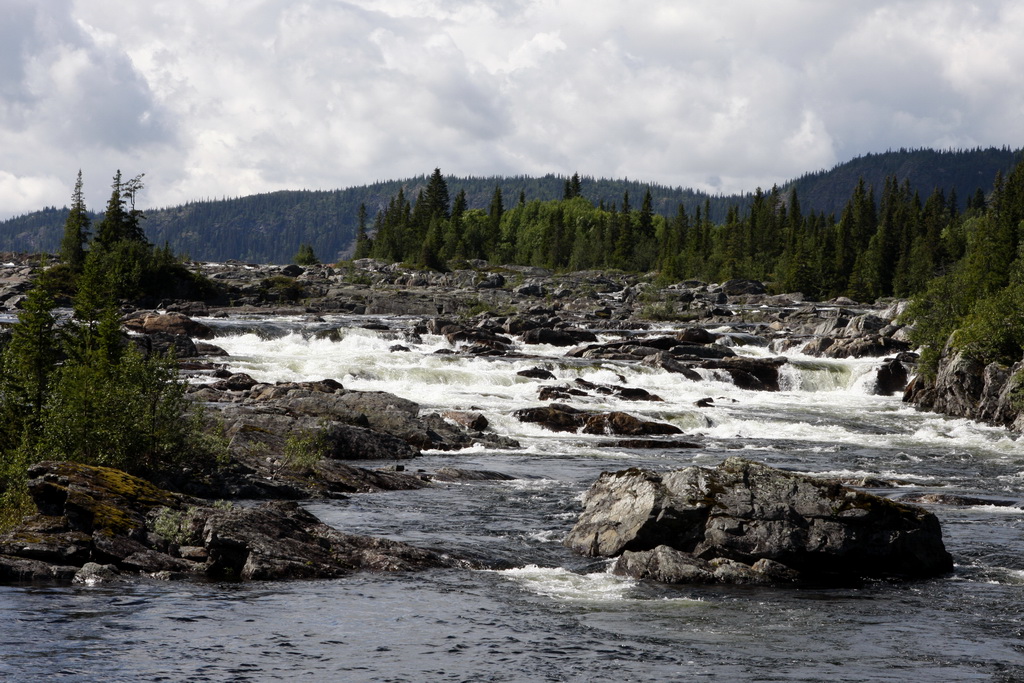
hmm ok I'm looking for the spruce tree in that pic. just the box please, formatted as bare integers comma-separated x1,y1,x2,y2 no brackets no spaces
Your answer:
353,204,371,259
294,243,319,265
94,171,147,248
0,276,59,445
487,185,504,257
423,168,451,220
59,170,90,271
570,172,583,199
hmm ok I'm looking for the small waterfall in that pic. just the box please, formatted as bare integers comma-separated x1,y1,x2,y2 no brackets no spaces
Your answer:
779,356,879,393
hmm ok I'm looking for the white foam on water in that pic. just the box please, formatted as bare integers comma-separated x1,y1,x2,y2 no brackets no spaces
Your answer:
805,468,941,483
211,326,1019,460
496,564,637,602
966,505,1024,515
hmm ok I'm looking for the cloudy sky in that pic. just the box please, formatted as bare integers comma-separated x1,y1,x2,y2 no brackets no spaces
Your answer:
2,0,1023,219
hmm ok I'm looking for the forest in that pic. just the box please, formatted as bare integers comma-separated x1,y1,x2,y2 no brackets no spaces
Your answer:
0,147,1018,264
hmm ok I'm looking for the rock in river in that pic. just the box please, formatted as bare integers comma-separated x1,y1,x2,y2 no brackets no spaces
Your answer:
0,461,465,584
564,457,953,585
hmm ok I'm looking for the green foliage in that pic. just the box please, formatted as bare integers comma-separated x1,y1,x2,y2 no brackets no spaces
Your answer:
639,301,695,322
0,278,60,450
59,170,90,271
151,506,194,546
39,346,199,474
151,501,231,545
0,175,227,526
952,283,1024,367
260,275,304,302
0,445,33,532
94,171,147,248
294,243,320,265
903,159,1024,376
283,428,331,471
3,150,1021,265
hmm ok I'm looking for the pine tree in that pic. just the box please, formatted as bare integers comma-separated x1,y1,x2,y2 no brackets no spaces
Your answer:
94,171,148,248
487,185,504,257
60,170,91,271
353,204,371,259
0,277,59,446
638,189,654,239
294,243,319,265
570,172,583,199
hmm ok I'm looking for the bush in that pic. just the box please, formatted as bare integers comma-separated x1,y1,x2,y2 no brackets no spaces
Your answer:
260,275,305,302
283,428,330,471
39,347,202,475
952,283,1024,367
295,244,320,266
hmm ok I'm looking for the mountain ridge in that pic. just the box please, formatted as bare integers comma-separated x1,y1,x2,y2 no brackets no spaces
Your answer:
1,146,1018,264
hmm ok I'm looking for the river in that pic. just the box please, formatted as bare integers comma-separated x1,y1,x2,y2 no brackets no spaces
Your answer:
2,313,1023,682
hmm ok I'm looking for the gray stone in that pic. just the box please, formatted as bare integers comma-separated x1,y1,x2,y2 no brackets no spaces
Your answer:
564,457,953,585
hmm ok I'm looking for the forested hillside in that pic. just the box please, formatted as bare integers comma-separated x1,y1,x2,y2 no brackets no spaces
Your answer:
788,147,1019,217
0,175,734,263
0,147,1017,264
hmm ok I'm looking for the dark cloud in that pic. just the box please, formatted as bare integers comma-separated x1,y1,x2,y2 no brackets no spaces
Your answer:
1,1,1022,218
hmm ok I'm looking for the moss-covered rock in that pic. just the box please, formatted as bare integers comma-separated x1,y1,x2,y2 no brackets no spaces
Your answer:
0,461,466,585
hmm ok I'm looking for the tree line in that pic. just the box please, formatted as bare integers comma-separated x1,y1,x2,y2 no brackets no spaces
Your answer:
362,161,1024,381
3,147,1018,264
360,168,987,299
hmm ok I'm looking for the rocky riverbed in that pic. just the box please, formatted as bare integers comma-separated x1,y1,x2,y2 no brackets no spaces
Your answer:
3,256,1005,587
4,257,1024,681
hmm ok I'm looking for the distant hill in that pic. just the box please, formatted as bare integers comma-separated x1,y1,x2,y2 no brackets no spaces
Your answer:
1,147,1019,263
786,147,1021,218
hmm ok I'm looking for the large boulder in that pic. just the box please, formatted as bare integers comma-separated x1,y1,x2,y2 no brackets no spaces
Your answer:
564,457,953,585
521,327,598,346
514,404,681,436
930,348,986,419
123,311,215,340
201,501,460,580
873,357,909,396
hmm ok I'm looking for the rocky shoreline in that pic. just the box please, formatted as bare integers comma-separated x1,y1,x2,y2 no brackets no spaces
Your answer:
0,255,1017,586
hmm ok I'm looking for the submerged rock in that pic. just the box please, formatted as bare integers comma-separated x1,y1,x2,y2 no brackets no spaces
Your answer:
564,457,953,585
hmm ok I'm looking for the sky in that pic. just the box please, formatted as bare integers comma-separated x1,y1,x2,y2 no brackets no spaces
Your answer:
1,0,1023,220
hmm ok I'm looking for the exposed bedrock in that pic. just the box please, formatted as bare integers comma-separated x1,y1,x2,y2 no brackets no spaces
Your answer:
564,457,953,586
0,462,466,584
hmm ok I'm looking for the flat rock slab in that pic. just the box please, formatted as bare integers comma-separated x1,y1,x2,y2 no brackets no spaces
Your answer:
0,461,464,584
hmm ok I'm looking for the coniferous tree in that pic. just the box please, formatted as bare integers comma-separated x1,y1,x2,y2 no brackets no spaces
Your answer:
60,170,90,271
94,171,147,248
294,243,319,265
638,189,654,239
353,203,371,259
487,185,504,257
570,173,583,199
0,276,59,448
423,168,451,221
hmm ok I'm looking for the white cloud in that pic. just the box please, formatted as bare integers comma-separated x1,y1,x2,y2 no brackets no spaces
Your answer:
0,0,1023,219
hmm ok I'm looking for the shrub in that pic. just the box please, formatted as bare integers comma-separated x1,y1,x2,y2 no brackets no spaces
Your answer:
283,427,331,471
295,244,320,266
